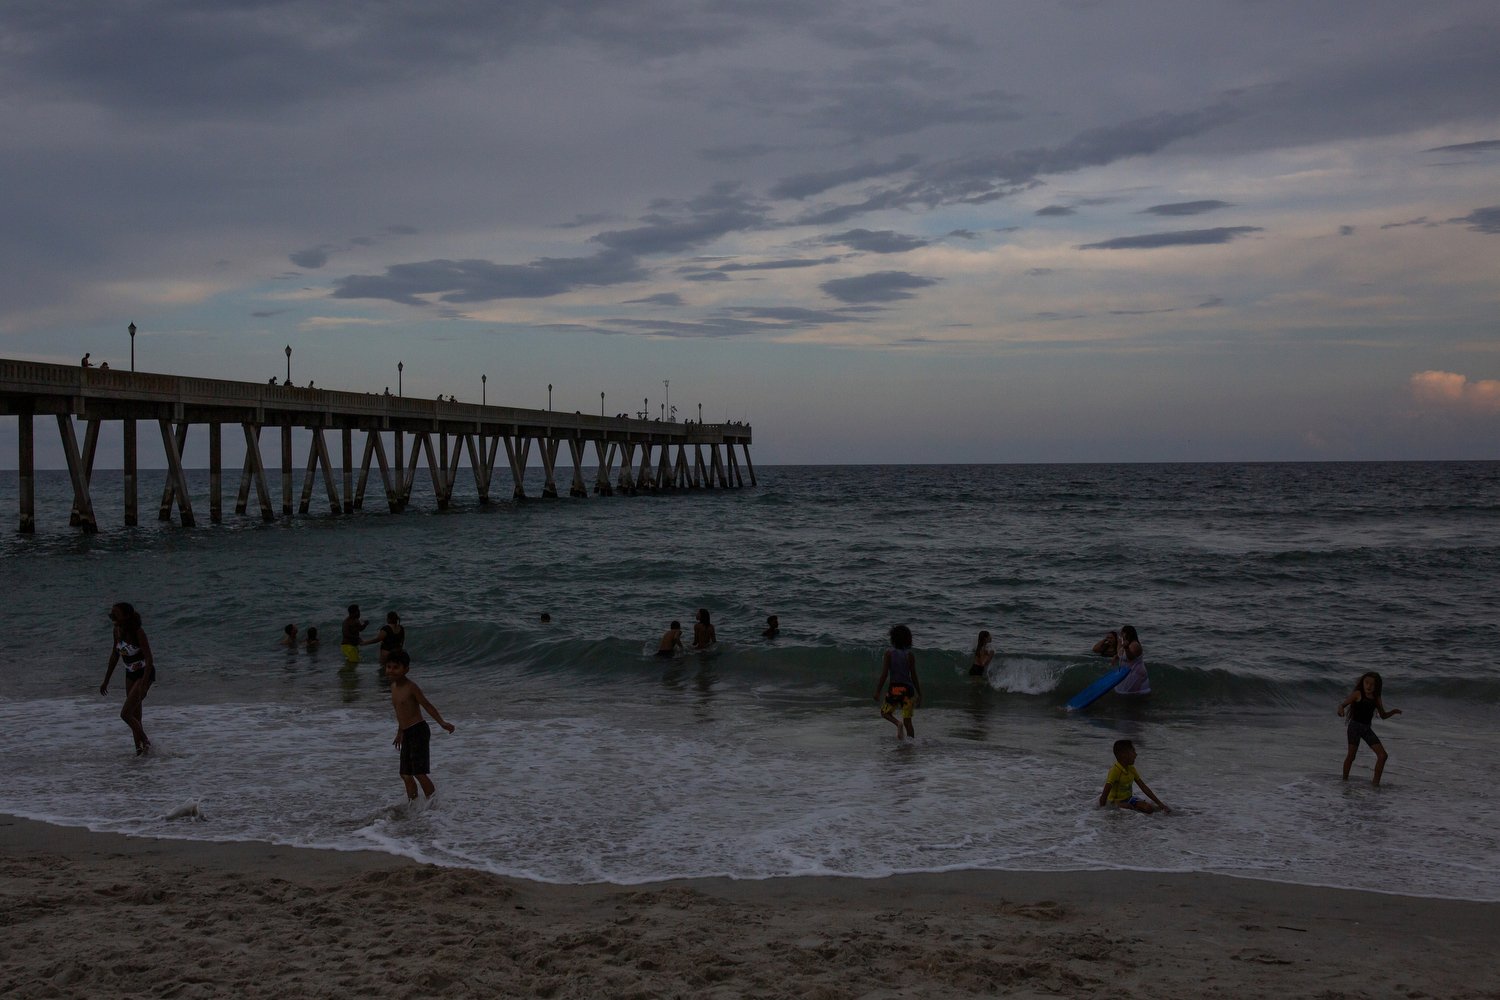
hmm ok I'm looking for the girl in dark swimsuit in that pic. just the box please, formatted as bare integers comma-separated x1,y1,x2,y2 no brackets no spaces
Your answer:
969,630,994,677
100,602,155,754
375,611,406,665
1338,671,1402,786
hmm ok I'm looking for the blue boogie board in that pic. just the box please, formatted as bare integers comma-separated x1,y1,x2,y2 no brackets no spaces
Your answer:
1065,666,1131,712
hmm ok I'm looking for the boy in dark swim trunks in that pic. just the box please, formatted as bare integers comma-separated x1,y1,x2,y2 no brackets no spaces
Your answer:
385,651,455,800
656,621,684,657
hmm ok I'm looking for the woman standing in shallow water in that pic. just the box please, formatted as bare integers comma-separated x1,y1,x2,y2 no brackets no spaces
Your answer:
100,602,155,754
1111,625,1151,695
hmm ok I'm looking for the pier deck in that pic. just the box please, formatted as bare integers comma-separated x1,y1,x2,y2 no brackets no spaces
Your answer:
1,359,753,532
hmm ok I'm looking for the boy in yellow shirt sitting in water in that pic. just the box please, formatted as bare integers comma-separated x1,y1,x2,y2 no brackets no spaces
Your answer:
1098,739,1171,814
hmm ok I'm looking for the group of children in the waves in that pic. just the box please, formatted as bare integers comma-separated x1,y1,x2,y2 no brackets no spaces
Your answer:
871,622,1403,812
100,603,1403,807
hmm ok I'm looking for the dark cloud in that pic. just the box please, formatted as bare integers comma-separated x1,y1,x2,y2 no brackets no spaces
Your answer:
1141,200,1233,216
1456,206,1500,234
794,105,1236,225
712,257,841,272
1077,226,1262,250
820,270,939,304
330,250,647,305
1339,225,1356,236
1035,205,1075,216
625,292,684,306
770,156,920,200
1380,217,1430,230
822,229,930,253
289,228,417,269
801,83,1021,139
0,3,822,118
289,247,332,269
558,212,620,230
1197,297,1224,309
1423,140,1500,153
563,312,810,338
1026,268,1055,277
593,183,770,254
1109,307,1176,316
946,229,978,240
682,270,731,282
699,143,783,163
555,299,876,339
724,306,870,323
250,309,287,318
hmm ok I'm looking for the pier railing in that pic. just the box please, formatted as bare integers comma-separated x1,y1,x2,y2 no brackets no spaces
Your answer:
1,358,754,532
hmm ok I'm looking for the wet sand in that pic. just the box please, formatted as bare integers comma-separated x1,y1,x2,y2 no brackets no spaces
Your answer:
3,815,1496,999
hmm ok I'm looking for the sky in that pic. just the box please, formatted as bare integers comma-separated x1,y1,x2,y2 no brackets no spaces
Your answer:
2,0,1499,467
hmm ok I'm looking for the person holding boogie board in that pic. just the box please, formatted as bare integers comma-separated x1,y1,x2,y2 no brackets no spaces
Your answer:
1112,625,1150,696
1068,625,1150,711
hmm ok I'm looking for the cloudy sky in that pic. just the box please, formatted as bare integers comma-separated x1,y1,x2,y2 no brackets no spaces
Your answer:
3,0,1499,465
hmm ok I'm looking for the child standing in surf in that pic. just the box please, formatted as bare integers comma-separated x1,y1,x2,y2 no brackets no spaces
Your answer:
873,624,922,740
386,650,455,800
1338,671,1401,786
100,601,155,754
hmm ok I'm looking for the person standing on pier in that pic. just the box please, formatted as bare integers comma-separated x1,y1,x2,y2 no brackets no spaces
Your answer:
341,605,368,664
99,602,155,754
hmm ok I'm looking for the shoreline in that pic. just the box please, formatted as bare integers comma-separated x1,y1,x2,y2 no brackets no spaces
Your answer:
5,815,1498,998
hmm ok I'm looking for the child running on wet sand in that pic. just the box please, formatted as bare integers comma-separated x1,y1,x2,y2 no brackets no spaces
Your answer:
1338,671,1401,786
1098,739,1171,814
873,624,921,740
386,650,455,800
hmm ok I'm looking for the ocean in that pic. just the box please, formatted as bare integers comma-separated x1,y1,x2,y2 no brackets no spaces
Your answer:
3,462,1498,900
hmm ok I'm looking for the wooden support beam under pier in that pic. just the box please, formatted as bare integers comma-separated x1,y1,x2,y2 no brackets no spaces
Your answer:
1,358,752,530
341,429,354,514
157,419,195,526
67,417,100,527
57,415,98,533
122,417,138,527
280,425,293,517
209,422,223,523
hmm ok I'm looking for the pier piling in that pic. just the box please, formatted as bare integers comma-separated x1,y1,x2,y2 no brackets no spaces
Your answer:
2,359,753,531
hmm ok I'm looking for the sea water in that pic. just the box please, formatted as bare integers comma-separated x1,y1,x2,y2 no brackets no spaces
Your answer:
2,462,1498,900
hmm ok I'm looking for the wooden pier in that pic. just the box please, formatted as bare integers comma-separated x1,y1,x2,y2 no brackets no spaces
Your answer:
1,359,754,533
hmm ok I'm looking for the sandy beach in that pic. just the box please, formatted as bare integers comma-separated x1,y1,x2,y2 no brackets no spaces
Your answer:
2,816,1496,999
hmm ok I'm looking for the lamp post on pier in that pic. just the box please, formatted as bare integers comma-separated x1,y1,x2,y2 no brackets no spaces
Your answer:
664,379,670,421
482,373,487,405
128,323,137,371
398,362,403,397
698,402,702,423
284,345,291,384
600,392,605,417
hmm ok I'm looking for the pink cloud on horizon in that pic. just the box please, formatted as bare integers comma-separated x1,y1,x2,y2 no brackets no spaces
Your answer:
1409,370,1500,414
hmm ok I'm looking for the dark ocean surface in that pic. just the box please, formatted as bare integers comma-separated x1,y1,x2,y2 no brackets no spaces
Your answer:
3,462,1497,898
